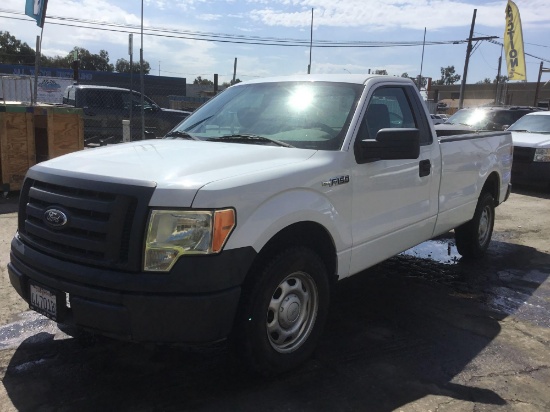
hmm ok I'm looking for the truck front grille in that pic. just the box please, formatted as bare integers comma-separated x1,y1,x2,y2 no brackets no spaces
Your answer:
18,173,155,271
513,146,535,163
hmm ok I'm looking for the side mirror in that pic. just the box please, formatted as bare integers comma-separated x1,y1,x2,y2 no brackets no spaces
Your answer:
358,128,420,161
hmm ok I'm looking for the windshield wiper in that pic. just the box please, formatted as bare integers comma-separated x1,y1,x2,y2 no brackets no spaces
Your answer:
509,129,531,133
164,130,200,140
444,121,474,127
207,134,294,148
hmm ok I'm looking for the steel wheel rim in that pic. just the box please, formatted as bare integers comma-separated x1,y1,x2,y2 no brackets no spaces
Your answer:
478,204,493,246
266,271,319,354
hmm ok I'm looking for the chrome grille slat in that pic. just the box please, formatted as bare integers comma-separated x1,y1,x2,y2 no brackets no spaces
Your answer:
29,186,115,213
26,203,110,233
25,221,108,253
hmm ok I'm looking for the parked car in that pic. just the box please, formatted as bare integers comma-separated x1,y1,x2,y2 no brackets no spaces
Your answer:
430,114,445,125
62,85,191,144
506,111,550,187
435,106,539,136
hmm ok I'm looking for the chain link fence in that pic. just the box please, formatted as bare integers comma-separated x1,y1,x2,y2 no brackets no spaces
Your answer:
67,71,193,145
1,68,218,146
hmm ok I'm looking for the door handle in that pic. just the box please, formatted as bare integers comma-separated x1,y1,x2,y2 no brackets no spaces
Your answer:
419,159,431,177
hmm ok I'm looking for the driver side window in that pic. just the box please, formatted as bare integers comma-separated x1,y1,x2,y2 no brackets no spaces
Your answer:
358,86,417,140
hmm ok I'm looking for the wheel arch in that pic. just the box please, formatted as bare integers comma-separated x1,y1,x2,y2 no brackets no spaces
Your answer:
481,171,500,205
245,221,338,287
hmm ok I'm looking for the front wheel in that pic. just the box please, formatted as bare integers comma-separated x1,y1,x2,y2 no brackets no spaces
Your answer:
233,247,330,376
454,191,495,258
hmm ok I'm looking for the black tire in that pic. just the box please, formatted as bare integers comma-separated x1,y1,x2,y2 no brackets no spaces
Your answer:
454,191,495,258
233,247,330,376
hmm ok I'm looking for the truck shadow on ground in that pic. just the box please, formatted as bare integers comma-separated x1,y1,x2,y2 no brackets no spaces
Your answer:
3,239,549,411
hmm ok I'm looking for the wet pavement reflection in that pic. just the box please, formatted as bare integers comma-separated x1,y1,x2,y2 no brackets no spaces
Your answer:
401,238,461,265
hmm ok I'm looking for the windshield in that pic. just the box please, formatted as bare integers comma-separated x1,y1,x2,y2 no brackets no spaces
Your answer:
165,81,363,150
508,114,550,133
445,109,491,128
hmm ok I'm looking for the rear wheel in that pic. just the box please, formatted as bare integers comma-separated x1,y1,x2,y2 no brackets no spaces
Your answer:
234,247,330,376
455,191,495,258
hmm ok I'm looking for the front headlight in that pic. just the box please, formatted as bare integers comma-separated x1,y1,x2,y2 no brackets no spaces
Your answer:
144,209,235,272
534,148,550,162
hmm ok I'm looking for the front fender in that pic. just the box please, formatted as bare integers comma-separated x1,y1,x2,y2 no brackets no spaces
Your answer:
224,188,352,279
225,188,351,254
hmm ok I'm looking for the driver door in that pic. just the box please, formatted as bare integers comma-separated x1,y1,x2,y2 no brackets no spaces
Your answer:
348,84,440,275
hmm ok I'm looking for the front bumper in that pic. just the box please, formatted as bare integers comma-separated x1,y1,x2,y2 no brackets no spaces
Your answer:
9,235,256,343
511,160,550,186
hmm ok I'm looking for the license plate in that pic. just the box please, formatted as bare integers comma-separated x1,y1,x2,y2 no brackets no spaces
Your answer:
30,283,58,320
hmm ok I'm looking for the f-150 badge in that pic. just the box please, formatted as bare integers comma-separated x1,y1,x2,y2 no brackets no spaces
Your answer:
322,175,350,187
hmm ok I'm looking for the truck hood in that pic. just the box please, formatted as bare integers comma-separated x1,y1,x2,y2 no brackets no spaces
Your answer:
34,140,316,206
511,131,550,148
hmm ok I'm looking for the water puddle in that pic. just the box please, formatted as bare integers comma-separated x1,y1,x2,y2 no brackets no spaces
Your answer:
400,238,461,265
0,311,68,350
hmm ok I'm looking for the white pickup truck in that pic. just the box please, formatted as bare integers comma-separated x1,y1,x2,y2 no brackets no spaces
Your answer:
8,75,512,375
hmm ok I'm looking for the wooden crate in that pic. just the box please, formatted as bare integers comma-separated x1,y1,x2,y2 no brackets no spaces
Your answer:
33,105,84,163
0,105,36,192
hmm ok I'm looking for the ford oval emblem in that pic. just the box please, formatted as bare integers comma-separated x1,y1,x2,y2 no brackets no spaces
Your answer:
43,208,69,229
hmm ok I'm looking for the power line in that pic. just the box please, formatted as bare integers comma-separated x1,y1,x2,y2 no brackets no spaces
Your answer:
487,39,550,63
0,10,468,48
475,31,550,49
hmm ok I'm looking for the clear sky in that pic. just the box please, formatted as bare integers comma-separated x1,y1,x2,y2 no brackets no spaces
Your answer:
1,1,549,86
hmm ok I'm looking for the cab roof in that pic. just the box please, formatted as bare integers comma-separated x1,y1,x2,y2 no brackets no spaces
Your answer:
238,74,414,86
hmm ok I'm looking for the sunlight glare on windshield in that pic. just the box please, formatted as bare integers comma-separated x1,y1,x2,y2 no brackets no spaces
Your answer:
468,109,487,126
288,86,314,111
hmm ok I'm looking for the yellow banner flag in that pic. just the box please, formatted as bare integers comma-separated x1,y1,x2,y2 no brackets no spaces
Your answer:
504,0,527,81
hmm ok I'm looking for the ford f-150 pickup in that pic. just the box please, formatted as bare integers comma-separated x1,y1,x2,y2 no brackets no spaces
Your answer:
8,74,513,375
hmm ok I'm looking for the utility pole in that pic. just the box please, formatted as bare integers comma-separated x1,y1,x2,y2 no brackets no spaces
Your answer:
129,34,133,140
140,0,145,140
458,9,476,110
33,36,39,104
457,16,498,109
70,50,79,81
418,27,426,91
533,62,550,107
308,8,313,74
232,58,237,84
494,55,502,105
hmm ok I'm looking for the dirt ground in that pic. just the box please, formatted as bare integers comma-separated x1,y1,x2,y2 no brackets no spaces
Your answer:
0,186,549,411
0,196,26,326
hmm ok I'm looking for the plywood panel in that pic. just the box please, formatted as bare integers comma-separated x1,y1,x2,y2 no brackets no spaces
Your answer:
33,105,84,161
50,112,84,158
0,110,35,191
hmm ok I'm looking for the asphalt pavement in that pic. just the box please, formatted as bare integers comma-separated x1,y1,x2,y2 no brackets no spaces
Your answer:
0,187,549,411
